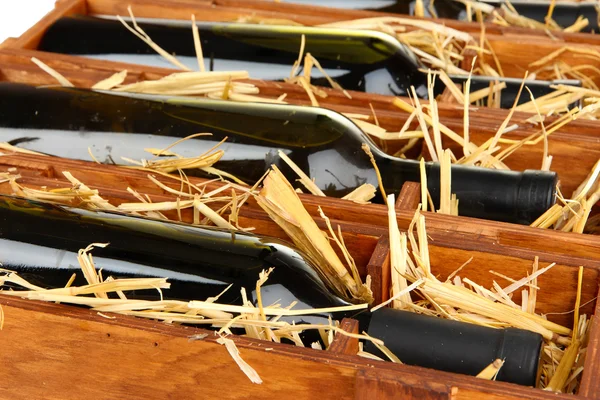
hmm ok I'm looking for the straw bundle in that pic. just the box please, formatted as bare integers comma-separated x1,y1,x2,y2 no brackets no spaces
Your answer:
380,206,589,391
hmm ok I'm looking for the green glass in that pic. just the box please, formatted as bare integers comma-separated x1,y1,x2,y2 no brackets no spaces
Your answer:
38,15,427,97
0,82,556,223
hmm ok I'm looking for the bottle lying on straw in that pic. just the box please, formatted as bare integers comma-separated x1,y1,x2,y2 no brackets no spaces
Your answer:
34,14,579,105
0,194,543,386
0,82,557,224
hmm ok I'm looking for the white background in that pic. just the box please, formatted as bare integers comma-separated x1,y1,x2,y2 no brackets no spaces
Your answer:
0,1,57,44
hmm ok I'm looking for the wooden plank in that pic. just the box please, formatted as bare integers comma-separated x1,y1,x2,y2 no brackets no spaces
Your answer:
577,282,600,398
355,368,451,400
0,295,355,400
328,319,360,355
366,237,390,306
8,0,86,49
0,295,579,400
396,181,422,211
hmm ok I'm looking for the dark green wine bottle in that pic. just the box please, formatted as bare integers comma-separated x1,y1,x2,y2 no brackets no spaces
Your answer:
492,0,597,32
35,15,579,105
275,0,468,19
38,15,427,98
0,194,542,386
0,82,556,223
275,0,597,31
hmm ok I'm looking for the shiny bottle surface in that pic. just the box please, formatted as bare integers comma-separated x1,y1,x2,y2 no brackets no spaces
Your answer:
0,83,556,223
35,15,578,108
277,0,468,19
0,194,543,386
0,195,347,325
37,15,427,97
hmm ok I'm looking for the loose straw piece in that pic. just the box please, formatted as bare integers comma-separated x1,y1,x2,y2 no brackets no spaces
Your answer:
476,359,505,380
387,194,412,309
31,57,74,87
216,335,263,384
342,184,377,204
278,150,325,196
117,7,190,71
371,278,425,313
361,144,386,203
92,70,127,90
420,158,427,212
191,14,205,72
463,58,477,156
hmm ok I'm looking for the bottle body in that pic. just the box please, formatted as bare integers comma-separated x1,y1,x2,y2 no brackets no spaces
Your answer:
37,15,427,97
277,0,468,19
0,83,556,223
0,194,543,386
0,195,347,322
363,308,543,387
36,15,578,108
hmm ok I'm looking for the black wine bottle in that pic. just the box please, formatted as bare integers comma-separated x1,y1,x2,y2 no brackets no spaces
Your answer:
482,0,597,32
275,0,469,19
270,0,598,31
0,194,542,386
0,82,556,224
35,15,578,105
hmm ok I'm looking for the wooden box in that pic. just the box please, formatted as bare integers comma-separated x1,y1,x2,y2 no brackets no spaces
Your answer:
0,152,598,400
0,1,599,399
3,0,600,199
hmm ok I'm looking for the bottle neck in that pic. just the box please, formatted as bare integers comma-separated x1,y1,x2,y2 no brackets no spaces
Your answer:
374,153,423,199
373,149,556,224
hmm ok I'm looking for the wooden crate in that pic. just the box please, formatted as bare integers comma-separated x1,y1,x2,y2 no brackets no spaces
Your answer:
0,2,599,398
0,152,598,399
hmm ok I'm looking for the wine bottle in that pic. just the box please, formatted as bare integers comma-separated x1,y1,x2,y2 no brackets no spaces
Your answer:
264,0,597,32
38,14,428,98
274,0,469,19
0,194,542,386
0,82,556,224
483,0,597,32
35,15,578,104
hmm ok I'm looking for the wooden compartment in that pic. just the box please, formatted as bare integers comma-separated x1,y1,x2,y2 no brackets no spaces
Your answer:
0,45,598,213
0,2,599,398
1,0,599,199
8,0,600,49
459,35,600,88
0,152,598,399
7,0,600,89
